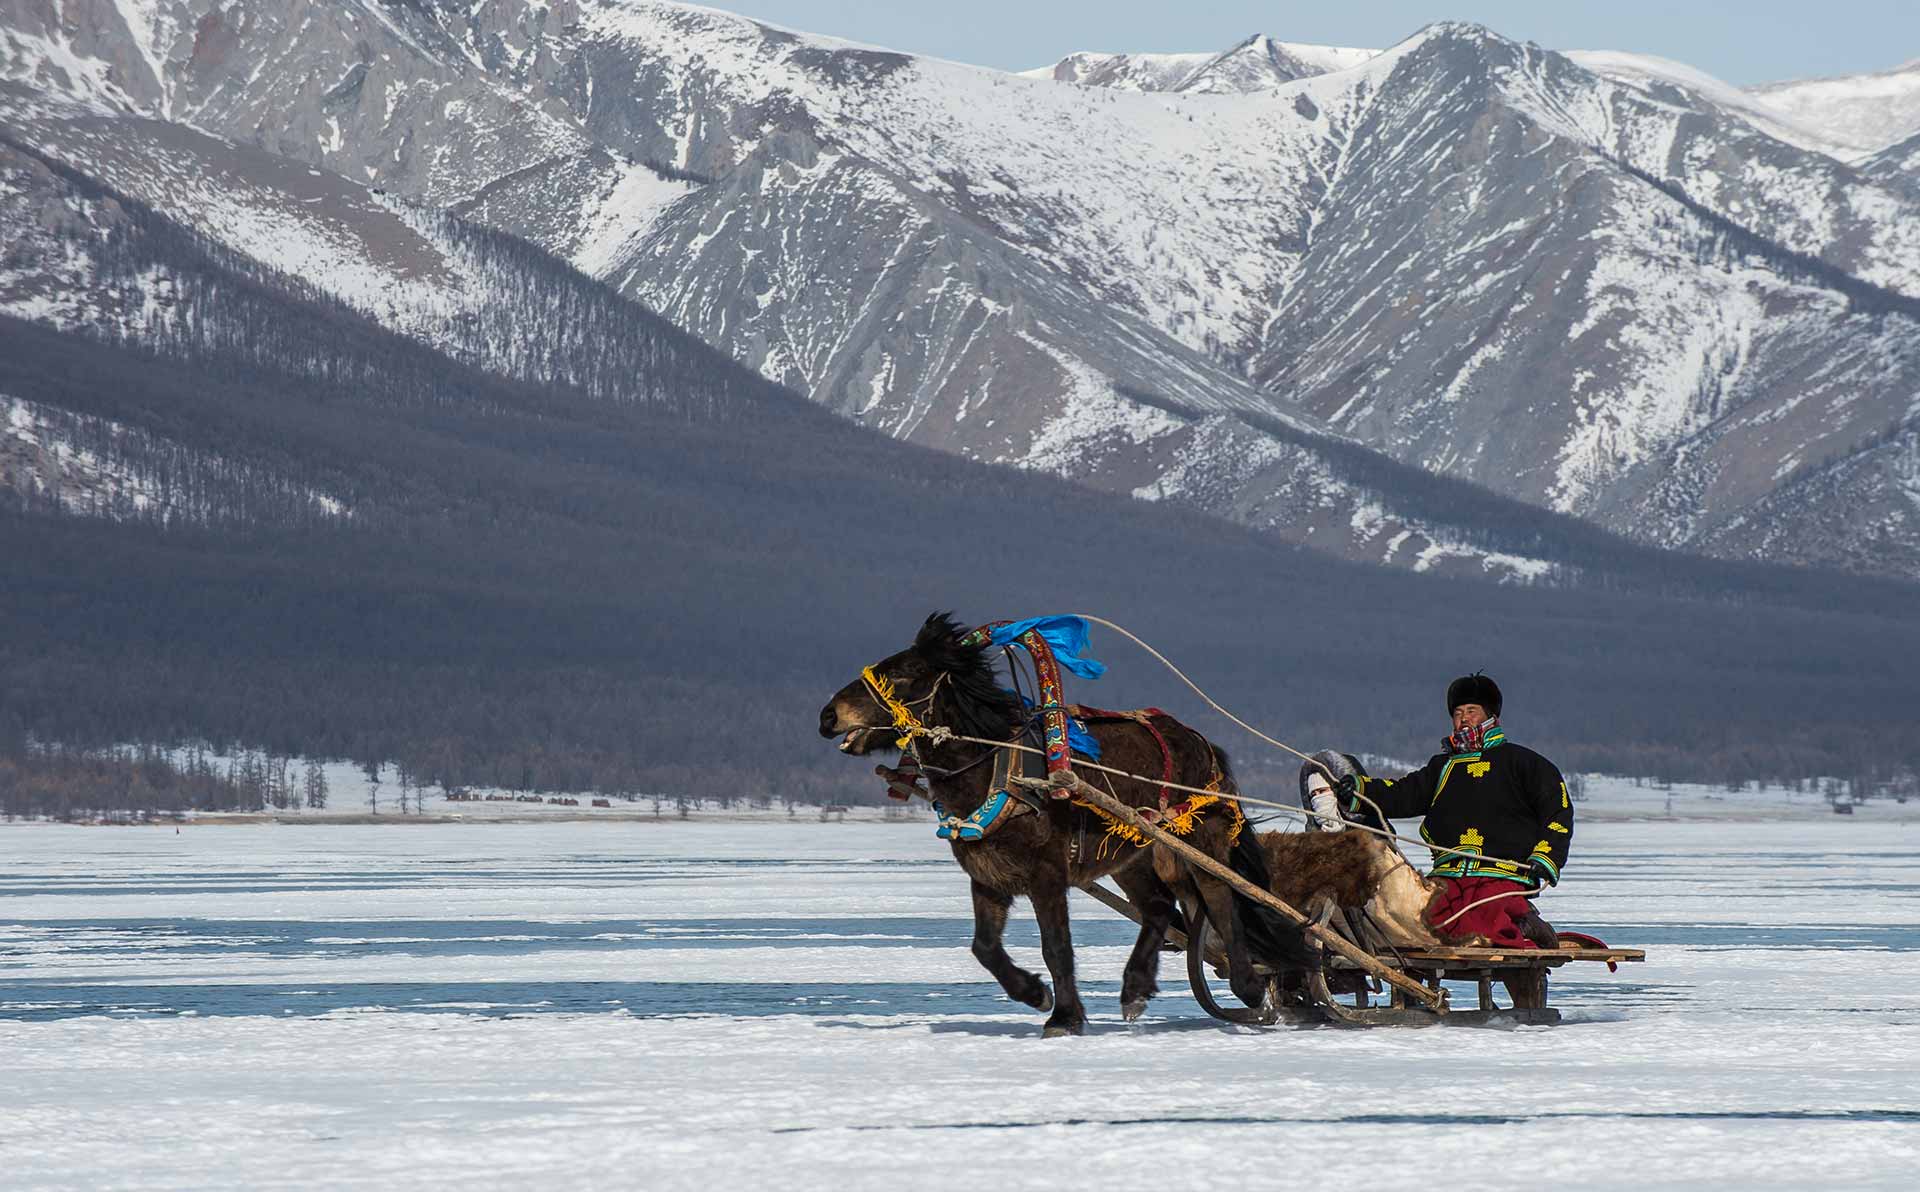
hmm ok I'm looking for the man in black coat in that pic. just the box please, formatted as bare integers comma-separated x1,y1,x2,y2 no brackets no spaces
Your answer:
1307,673,1572,948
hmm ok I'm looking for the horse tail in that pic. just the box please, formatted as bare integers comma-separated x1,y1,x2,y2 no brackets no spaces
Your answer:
1226,827,1319,970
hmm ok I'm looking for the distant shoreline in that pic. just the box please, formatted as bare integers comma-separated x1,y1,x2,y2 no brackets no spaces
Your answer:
7,805,1918,828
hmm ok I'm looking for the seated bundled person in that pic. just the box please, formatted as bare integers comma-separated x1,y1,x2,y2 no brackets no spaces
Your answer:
1301,673,1571,949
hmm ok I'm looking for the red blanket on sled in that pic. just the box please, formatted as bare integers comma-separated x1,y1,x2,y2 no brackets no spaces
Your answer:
1425,876,1541,948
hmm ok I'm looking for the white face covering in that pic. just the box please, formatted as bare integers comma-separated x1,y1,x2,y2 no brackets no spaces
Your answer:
1305,772,1344,831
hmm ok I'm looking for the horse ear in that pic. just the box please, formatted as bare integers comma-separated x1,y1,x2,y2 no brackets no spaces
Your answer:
916,611,962,653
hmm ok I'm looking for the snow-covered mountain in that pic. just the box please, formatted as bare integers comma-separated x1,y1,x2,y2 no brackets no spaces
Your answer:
1565,50,1861,159
1026,35,1378,94
0,2,1576,579
5,2,1920,581
1746,58,1920,160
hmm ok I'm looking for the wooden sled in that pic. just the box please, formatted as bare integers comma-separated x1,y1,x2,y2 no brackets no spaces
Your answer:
1082,879,1644,1027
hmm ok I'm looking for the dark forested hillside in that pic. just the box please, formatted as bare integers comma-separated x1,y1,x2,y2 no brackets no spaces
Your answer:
4,307,1919,810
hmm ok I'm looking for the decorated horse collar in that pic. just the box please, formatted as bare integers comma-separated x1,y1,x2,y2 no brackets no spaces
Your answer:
959,619,1083,778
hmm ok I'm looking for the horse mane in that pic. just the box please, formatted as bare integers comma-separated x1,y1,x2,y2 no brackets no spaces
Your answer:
914,612,1023,742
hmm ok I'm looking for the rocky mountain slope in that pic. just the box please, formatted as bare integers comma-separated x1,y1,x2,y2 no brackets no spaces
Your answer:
4,2,1919,580
1866,129,1920,191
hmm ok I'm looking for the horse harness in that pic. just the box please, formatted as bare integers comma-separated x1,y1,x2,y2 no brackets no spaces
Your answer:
862,627,1237,848
871,684,1225,850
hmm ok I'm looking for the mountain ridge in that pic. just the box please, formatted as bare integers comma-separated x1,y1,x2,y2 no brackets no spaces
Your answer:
5,2,1920,580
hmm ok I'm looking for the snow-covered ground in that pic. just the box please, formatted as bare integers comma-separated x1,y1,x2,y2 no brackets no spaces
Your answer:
2,820,1916,1189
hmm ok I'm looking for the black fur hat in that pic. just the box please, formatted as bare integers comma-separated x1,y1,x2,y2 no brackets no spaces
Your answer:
1446,673,1502,717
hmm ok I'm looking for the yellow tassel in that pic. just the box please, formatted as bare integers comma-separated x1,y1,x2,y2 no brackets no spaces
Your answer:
1072,792,1231,851
862,665,923,749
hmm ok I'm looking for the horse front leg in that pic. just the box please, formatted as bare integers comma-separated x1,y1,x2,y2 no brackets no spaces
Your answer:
1029,876,1085,1037
969,879,1053,1012
1109,863,1174,1021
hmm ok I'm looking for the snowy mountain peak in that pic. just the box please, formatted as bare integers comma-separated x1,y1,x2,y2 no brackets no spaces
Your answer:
1565,50,1856,158
1746,58,1920,158
1026,32,1376,94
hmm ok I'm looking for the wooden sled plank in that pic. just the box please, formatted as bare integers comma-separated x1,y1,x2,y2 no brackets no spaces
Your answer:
1390,946,1644,965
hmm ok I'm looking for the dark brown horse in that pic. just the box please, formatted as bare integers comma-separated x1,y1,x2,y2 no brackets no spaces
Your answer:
818,613,1301,1036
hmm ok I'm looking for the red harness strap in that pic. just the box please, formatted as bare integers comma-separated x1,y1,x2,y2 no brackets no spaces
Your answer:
1070,705,1175,814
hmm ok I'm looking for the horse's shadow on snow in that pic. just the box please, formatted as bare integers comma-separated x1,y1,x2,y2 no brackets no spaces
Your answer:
817,1015,1268,1037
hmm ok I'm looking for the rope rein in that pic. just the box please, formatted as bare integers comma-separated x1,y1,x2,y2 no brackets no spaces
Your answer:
1434,886,1539,930
898,721,1512,873
1063,612,1550,886
1064,614,1325,769
1064,613,1408,843
871,614,1544,882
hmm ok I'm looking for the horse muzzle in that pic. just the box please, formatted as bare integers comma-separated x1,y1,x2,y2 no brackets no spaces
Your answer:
819,701,893,755
836,727,894,755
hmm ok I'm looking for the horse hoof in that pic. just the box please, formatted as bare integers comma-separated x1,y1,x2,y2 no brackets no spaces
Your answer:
1042,1020,1083,1039
1121,997,1149,1022
1034,986,1054,1013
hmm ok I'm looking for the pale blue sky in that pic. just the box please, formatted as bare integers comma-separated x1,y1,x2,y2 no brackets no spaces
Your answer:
706,1,1919,85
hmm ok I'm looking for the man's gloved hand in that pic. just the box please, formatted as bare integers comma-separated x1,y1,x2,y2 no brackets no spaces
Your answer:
1530,856,1558,887
1330,772,1361,805
875,761,926,803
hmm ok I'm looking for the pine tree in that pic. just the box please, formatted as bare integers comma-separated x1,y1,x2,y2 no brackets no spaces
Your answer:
303,760,328,810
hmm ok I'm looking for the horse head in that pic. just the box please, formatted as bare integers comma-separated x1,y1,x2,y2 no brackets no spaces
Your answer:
819,612,1022,755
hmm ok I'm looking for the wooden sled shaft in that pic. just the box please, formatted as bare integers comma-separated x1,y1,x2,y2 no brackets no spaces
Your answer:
1020,771,1448,1015
1078,879,1230,971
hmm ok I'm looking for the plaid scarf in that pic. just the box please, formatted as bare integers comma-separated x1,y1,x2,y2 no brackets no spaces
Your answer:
1446,717,1503,755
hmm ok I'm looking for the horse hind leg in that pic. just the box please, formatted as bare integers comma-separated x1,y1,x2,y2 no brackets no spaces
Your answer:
1109,862,1175,1021
1191,870,1271,1011
969,880,1052,1013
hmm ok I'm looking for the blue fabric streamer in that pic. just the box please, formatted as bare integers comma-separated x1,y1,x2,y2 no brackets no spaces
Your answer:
990,615,1105,760
1013,696,1102,761
987,616,1108,680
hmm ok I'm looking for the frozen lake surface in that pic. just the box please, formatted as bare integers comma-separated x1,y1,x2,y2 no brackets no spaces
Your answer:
2,820,1917,1189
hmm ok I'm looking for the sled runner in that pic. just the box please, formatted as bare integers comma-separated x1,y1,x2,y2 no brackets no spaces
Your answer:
1081,877,1643,1027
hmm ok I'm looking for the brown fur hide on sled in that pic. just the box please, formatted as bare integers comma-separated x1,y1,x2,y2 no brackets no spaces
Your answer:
1256,830,1444,949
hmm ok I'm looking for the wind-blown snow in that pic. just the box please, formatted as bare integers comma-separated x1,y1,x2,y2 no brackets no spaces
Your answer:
1024,36,1378,94
1746,59,1920,160
1567,51,1856,159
